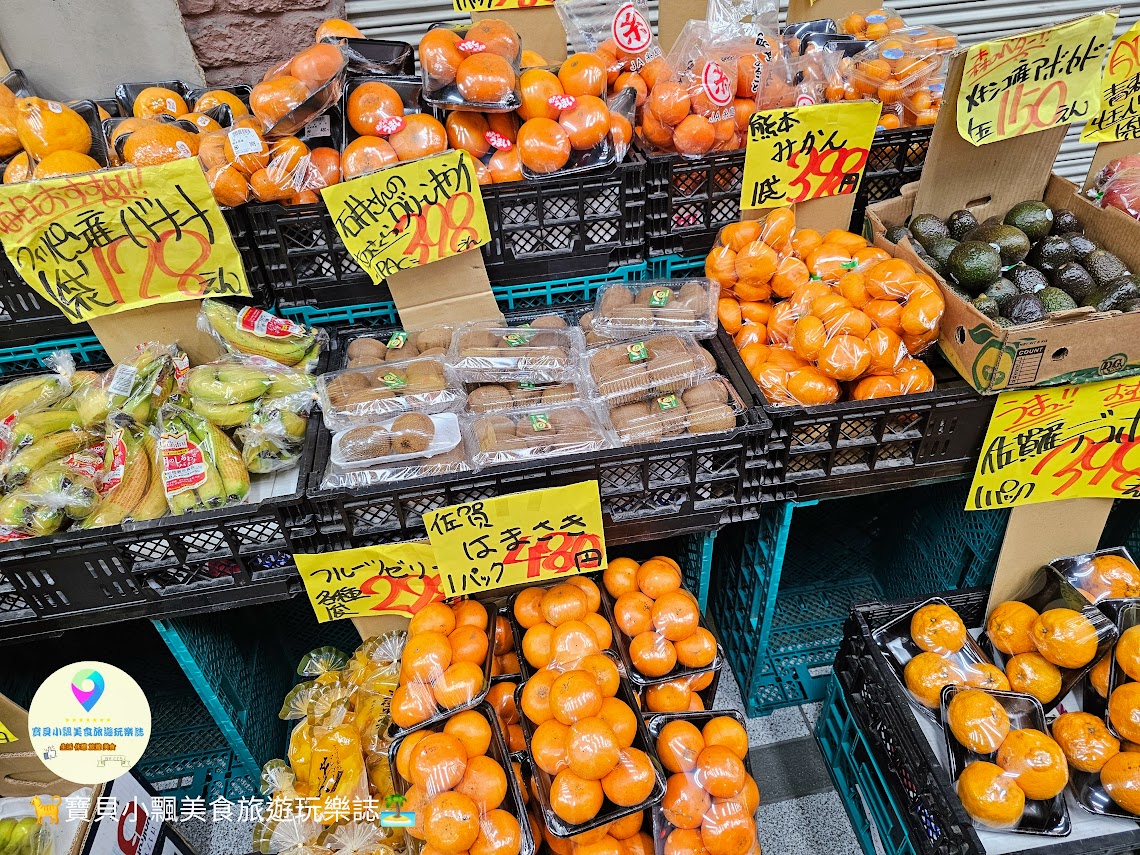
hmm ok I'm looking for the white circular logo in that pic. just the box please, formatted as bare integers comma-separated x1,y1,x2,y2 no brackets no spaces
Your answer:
612,3,651,53
702,61,733,107
29,662,151,785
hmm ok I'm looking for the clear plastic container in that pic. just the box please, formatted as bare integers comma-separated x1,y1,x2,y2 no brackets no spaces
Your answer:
837,8,906,39
850,30,945,104
329,412,462,469
605,375,744,445
586,335,718,405
449,324,583,383
317,356,463,431
591,280,719,340
342,326,455,368
464,378,586,414
1047,546,1140,606
420,21,523,112
465,403,611,467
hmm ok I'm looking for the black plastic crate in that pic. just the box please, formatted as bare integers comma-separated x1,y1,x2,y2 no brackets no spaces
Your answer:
307,318,771,545
643,125,934,257
833,588,1140,855
715,329,994,500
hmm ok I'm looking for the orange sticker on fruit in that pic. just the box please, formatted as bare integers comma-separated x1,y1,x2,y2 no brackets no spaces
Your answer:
452,0,553,11
0,158,250,322
320,149,490,284
424,481,607,597
741,101,881,208
294,541,445,623
967,375,1140,510
958,11,1117,146
1082,19,1140,142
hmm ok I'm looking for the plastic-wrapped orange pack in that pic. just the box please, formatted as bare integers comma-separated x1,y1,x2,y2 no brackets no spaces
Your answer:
706,208,943,406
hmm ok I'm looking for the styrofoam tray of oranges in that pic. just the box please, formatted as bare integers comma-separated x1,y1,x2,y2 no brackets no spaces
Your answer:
940,685,1071,835
390,599,496,734
647,711,761,855
600,556,721,686
390,702,535,855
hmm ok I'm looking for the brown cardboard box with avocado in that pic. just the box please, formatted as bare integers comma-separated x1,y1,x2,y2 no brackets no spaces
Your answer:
867,49,1140,395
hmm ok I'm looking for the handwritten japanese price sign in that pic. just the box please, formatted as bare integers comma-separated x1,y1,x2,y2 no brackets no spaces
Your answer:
958,11,1117,146
0,158,250,323
1083,20,1140,142
424,481,608,597
453,0,552,10
321,150,490,284
741,101,881,209
967,374,1140,510
295,541,445,623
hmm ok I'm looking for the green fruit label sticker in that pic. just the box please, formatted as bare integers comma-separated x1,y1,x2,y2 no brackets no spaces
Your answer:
529,413,552,432
503,331,535,347
841,260,858,269
381,372,407,389
649,288,672,308
517,381,537,391
386,331,408,349
656,394,680,410
627,342,650,363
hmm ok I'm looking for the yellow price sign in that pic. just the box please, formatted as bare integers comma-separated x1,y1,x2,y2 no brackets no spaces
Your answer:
0,718,15,744
294,541,446,622
1083,20,1140,142
958,11,1117,146
453,0,552,10
741,101,881,209
321,150,490,283
0,159,250,323
424,481,608,598
967,375,1140,510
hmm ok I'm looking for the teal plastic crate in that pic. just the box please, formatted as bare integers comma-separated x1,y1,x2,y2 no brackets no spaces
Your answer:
278,262,649,327
645,253,705,281
0,336,107,375
708,480,1009,716
682,529,717,612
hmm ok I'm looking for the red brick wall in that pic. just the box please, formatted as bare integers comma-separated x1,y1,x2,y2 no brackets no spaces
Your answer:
179,0,348,85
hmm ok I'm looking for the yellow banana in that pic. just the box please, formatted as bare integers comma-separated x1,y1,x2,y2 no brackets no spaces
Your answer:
80,431,149,529
187,365,273,404
9,410,85,448
0,374,68,419
191,398,258,428
201,301,312,365
5,429,97,487
130,433,168,522
204,419,250,502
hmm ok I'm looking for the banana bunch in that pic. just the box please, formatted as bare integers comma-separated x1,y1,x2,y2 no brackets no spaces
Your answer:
158,403,250,515
78,417,169,529
199,300,325,372
0,370,72,422
3,425,98,489
238,403,310,473
72,344,176,428
0,817,42,855
0,455,101,536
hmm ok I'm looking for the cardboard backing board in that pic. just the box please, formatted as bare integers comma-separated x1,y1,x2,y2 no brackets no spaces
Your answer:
386,249,504,331
352,614,410,640
0,694,82,799
787,0,855,25
657,0,707,54
472,8,567,62
88,301,221,367
741,192,857,233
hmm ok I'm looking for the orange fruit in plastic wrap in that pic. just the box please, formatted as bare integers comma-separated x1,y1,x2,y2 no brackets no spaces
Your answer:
179,112,221,133
16,98,91,159
471,809,522,855
771,256,809,298
700,801,756,855
864,328,905,376
457,53,517,104
206,163,250,207
132,87,187,119
32,151,100,179
717,297,743,335
426,791,481,854
434,660,484,709
487,111,519,144
341,136,398,179
863,298,903,334
519,69,563,121
567,716,622,780
0,83,14,111
599,697,637,749
421,29,466,86
705,246,738,289
551,769,605,824
637,559,681,598
956,761,1024,829
662,773,710,829
466,19,521,60
602,748,656,806
251,76,309,126
305,146,341,188
947,688,1009,754
221,127,269,175
673,114,715,156
997,728,1068,800
609,111,633,152
609,812,644,841
291,43,344,90
641,109,676,148
391,681,437,728
1101,752,1140,814
390,114,447,161
1111,683,1140,743
986,601,1039,656
196,89,249,117
1006,652,1062,705
550,670,603,725
648,82,690,126
267,135,309,175
719,222,761,252
733,97,756,133
1118,626,1140,683
851,375,905,400
641,55,669,91
806,245,851,282
543,583,589,626
1082,554,1140,601
791,228,823,259
567,575,601,612
965,663,1011,692
316,18,363,40
560,95,609,150
787,366,841,405
551,620,600,665
457,753,508,811
603,557,640,598
734,241,777,287
347,81,404,136
1032,608,1098,668
903,651,964,708
790,315,826,362
1053,711,1120,773
657,720,704,773
522,623,554,669
911,603,967,655
614,71,647,107
817,335,871,382
4,151,31,184
761,208,795,248
445,112,492,158
0,109,21,159
559,53,607,97
450,624,490,665
630,631,677,678
577,653,619,698
123,124,199,166
644,679,693,712
521,50,548,68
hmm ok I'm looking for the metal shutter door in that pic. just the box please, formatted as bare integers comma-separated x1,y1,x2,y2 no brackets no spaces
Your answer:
347,1,1140,182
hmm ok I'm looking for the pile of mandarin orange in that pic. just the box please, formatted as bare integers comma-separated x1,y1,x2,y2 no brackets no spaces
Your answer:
706,209,943,406
390,598,492,730
514,577,615,671
902,602,1008,710
492,612,522,678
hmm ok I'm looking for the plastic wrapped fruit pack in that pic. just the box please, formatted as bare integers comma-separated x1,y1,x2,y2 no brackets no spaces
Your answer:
706,209,943,406
343,326,455,368
317,356,462,430
592,280,720,340
587,335,717,405
557,0,664,102
465,379,584,414
341,77,447,179
1,93,102,182
420,20,523,111
465,403,611,466
449,322,584,383
250,40,348,135
606,376,743,446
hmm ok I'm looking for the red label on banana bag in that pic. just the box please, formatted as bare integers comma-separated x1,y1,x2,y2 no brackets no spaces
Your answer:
485,131,513,151
160,431,208,496
237,307,304,338
62,443,105,481
0,412,16,458
548,94,577,112
0,527,30,543
458,39,486,54
101,430,126,495
374,116,406,135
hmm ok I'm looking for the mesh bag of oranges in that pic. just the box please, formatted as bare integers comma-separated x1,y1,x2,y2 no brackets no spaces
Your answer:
420,20,523,111
392,705,530,855
557,0,664,103
651,713,760,855
391,599,495,732
342,77,450,181
706,209,944,407
250,40,348,135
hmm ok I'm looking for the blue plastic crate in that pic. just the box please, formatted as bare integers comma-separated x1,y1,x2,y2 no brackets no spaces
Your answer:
708,480,1009,716
0,336,107,376
681,529,717,612
644,253,706,281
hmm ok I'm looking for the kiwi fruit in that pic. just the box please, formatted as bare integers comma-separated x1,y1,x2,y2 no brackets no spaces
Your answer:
600,287,634,313
418,347,447,358
347,355,384,369
339,425,392,462
541,384,577,405
682,380,729,408
610,402,657,444
550,408,592,433
579,311,595,332
646,334,686,353
687,402,737,434
635,286,665,305
530,314,568,329
324,372,370,406
678,281,710,310
585,330,614,348
511,384,543,408
650,351,698,392
656,397,689,436
459,329,499,353
468,385,512,413
391,413,435,453
381,340,420,361
693,348,717,375
475,415,516,450
371,367,409,390
346,337,386,360
341,386,397,406
610,306,655,324
405,359,445,383
414,326,452,352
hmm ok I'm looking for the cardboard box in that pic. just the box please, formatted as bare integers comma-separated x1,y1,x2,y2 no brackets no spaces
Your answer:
866,50,1140,394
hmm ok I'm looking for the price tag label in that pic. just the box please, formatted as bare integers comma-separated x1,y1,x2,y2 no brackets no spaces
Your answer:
453,0,553,10
0,159,250,322
424,481,608,597
741,101,881,209
958,11,1117,146
967,375,1140,510
294,541,445,622
0,718,16,744
1083,20,1140,142
321,150,490,283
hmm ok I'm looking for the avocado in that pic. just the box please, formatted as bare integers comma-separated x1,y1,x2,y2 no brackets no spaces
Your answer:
972,294,1000,318
994,316,1015,328
925,236,959,268
1084,249,1130,285
984,278,1020,311
1005,293,1048,325
917,252,946,277
1089,275,1140,312
1053,262,1097,301
909,213,951,251
1005,201,1054,242
1066,234,1098,261
1038,286,1078,313
948,241,1002,295
1052,209,1083,235
1006,264,1049,294
1028,236,1076,275
885,226,911,245
947,210,980,241
966,223,1030,266
983,215,1003,226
